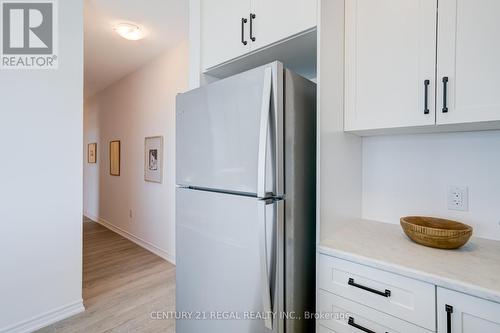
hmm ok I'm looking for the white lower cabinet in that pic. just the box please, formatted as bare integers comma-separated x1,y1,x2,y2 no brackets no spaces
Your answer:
318,254,500,333
318,255,435,330
318,325,336,333
318,290,433,333
437,287,500,333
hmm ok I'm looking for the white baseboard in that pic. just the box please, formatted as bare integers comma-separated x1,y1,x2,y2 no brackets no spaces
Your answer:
96,217,176,265
83,211,99,222
1,300,84,333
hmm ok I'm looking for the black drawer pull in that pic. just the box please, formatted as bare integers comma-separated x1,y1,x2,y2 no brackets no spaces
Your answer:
424,79,430,114
241,18,248,45
442,76,449,113
348,278,391,297
348,317,381,333
445,304,453,333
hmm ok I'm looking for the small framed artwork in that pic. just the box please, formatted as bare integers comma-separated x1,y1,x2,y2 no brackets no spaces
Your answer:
109,140,121,176
144,136,163,183
88,143,97,164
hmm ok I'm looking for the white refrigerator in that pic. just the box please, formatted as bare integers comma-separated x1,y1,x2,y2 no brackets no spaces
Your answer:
176,62,316,333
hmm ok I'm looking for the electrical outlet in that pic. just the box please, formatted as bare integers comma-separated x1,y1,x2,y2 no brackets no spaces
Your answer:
447,186,469,211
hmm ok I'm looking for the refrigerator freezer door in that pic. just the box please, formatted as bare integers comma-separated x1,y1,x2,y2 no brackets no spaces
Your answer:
176,64,282,197
176,188,280,333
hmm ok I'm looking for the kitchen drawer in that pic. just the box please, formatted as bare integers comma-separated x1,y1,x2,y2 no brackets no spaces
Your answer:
318,255,435,330
318,290,434,333
318,324,337,333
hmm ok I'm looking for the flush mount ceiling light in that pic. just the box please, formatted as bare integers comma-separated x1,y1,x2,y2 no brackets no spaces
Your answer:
113,22,145,41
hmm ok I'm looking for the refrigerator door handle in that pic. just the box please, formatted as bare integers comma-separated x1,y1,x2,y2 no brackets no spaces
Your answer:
257,67,273,199
258,199,274,330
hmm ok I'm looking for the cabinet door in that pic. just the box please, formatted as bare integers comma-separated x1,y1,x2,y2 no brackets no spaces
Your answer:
437,0,500,125
251,0,316,50
345,0,437,132
437,287,500,333
201,0,250,70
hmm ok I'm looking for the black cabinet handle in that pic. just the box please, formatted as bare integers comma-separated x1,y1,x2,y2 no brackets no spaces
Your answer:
442,76,449,113
250,13,256,42
348,278,391,297
348,317,383,333
241,18,248,45
424,79,430,114
445,304,453,333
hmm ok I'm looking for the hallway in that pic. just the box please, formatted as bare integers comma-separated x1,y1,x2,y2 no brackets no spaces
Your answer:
37,218,176,333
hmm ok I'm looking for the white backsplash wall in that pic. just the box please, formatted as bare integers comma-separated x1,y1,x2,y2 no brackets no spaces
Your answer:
362,130,500,241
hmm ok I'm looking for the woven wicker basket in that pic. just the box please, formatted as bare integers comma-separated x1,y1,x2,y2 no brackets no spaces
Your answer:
400,216,473,249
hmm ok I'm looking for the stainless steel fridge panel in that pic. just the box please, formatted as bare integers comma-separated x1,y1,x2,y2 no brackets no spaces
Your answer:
176,64,281,197
283,69,317,333
176,187,280,333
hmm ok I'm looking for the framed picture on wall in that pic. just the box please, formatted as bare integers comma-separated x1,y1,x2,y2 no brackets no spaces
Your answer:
88,143,97,163
144,136,163,183
109,140,121,176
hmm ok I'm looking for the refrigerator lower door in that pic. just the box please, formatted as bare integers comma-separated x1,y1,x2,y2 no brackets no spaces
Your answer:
176,62,283,197
176,187,282,333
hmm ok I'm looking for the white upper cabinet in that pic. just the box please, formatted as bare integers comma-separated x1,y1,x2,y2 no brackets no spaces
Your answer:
201,0,251,70
251,0,316,50
344,0,437,131
345,0,500,134
437,0,500,125
201,0,317,71
437,287,500,333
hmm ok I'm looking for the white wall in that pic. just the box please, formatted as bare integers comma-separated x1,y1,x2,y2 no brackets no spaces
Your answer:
188,0,201,89
317,0,362,241
363,131,500,241
0,1,84,332
83,41,189,264
84,101,100,219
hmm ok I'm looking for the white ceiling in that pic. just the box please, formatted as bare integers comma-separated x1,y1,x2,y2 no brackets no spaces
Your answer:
84,0,189,98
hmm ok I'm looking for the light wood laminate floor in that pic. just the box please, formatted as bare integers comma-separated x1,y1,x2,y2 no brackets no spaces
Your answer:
37,217,176,333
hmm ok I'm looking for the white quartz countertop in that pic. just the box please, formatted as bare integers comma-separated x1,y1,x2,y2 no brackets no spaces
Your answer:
318,218,500,303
